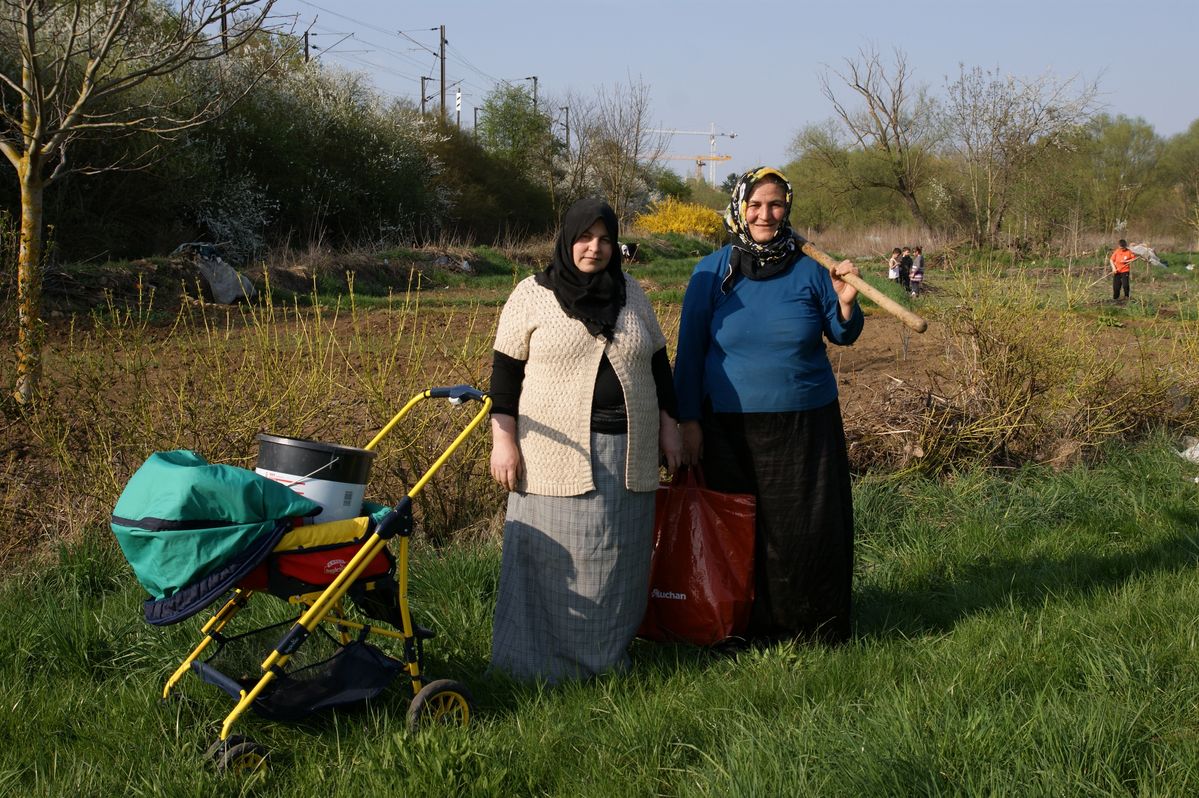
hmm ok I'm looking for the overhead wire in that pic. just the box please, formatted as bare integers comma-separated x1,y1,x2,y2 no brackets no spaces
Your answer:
301,29,425,86
313,50,425,84
286,1,521,109
293,0,430,45
308,23,437,72
445,43,504,86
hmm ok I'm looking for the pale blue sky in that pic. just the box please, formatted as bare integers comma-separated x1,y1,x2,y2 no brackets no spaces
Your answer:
270,0,1199,182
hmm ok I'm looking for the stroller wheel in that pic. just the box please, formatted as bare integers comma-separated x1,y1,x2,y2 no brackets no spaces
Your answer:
406,678,474,732
205,735,268,774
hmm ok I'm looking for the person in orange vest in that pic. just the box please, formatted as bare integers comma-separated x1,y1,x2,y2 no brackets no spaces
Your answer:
1110,239,1138,301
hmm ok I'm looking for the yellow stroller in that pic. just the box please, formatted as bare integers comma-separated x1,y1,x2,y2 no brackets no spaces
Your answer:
110,386,491,772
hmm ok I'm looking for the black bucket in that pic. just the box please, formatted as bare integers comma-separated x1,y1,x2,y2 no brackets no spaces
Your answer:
255,435,376,523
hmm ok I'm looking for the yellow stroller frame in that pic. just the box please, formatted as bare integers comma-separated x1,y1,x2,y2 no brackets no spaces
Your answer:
159,386,491,772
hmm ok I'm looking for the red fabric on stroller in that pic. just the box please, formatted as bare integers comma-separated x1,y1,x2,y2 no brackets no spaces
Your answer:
238,516,392,594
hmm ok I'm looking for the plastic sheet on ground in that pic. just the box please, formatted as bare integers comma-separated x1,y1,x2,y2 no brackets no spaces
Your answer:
1177,436,1199,464
1130,243,1165,267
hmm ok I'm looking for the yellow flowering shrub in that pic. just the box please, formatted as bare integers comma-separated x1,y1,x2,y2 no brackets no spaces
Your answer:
634,198,724,242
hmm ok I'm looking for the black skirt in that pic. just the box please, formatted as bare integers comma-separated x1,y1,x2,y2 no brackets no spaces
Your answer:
700,400,854,643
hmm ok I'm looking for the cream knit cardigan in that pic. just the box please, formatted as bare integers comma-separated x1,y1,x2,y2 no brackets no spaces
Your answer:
492,274,666,496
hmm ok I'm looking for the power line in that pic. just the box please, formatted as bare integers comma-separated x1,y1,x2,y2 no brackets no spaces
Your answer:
296,0,444,64
288,4,519,111
396,29,440,58
445,43,504,86
302,17,440,87
294,0,419,43
310,26,437,72
314,50,425,83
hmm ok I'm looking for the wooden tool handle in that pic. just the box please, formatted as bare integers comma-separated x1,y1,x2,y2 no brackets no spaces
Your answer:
799,241,928,333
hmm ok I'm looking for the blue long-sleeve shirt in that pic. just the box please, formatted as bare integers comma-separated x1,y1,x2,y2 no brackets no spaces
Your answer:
674,245,864,419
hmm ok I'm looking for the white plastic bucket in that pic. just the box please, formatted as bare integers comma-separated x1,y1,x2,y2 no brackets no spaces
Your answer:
255,434,376,523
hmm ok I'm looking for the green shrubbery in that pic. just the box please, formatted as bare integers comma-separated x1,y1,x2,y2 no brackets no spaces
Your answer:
5,46,555,265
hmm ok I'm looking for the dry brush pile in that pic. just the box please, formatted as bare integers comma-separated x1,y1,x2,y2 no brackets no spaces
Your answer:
846,264,1199,475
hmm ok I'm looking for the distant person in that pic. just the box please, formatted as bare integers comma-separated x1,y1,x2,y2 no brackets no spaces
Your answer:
488,197,682,683
898,247,913,293
909,246,925,296
1109,239,1138,301
887,248,901,283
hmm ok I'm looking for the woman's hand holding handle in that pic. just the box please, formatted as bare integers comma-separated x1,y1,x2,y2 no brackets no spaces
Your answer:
659,411,683,477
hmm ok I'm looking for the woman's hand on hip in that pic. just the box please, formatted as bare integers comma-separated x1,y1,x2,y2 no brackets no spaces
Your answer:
679,420,703,468
659,410,682,477
489,415,523,492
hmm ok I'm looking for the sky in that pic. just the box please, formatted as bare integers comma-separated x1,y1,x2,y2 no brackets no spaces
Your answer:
267,0,1199,184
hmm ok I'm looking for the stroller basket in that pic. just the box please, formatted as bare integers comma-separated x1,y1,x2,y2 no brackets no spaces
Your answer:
193,617,403,722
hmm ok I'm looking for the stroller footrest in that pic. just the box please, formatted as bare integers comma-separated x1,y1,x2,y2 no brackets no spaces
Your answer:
191,660,247,702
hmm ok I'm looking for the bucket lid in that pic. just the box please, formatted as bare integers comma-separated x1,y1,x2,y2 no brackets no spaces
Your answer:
256,434,375,485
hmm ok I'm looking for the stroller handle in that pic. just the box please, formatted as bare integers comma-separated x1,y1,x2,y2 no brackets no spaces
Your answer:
426,385,488,404
364,386,492,453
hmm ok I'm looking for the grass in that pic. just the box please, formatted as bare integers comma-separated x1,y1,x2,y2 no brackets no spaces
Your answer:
3,438,1199,794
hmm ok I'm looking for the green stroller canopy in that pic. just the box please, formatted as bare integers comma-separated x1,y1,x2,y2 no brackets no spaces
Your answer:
111,450,320,600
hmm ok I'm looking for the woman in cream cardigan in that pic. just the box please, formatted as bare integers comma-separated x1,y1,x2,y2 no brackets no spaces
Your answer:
488,197,681,683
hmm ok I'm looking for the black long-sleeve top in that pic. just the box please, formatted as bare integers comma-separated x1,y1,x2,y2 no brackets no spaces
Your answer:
490,347,678,433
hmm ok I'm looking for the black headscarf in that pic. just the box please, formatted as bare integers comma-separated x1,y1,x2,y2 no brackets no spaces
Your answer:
722,166,802,292
535,197,626,339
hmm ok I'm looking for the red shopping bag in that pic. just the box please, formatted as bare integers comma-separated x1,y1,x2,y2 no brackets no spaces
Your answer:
638,467,755,645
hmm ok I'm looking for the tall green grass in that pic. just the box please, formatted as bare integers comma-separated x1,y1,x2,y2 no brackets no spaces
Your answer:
3,437,1199,794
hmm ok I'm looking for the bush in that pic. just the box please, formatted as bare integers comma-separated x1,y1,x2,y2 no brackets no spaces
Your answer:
870,261,1199,475
635,198,724,242
430,123,555,244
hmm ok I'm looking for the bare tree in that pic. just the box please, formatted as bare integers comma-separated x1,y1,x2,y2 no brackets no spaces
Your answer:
583,79,667,223
0,0,283,404
942,65,1099,247
545,90,597,218
817,45,941,230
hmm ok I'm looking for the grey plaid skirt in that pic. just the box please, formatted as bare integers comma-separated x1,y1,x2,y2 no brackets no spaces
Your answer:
490,431,656,683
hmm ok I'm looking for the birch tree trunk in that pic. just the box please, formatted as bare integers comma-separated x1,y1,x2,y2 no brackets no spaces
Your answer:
14,158,44,404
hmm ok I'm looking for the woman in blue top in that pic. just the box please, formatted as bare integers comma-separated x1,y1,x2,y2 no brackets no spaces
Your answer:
674,167,863,645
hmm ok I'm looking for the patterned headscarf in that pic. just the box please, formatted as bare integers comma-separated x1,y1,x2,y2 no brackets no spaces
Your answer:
722,166,801,291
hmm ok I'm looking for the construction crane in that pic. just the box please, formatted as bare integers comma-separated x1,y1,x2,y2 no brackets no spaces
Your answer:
659,154,733,183
649,123,737,185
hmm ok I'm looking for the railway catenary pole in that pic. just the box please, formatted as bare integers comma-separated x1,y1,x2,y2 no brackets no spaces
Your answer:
439,25,447,121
